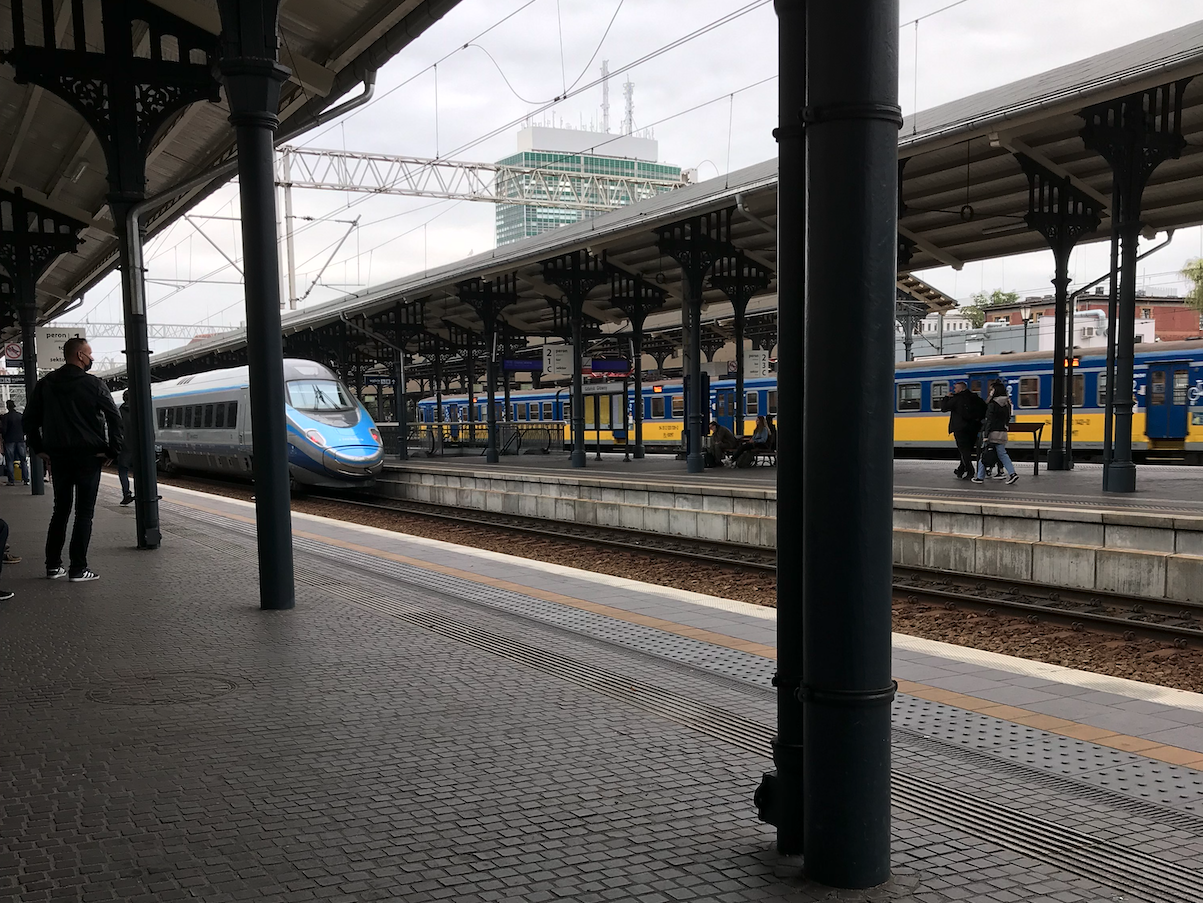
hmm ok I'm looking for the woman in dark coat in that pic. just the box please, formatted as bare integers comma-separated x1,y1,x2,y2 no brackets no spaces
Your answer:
973,380,1018,485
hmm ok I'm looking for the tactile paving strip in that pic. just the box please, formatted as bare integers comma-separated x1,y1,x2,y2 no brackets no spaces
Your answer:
167,504,1203,830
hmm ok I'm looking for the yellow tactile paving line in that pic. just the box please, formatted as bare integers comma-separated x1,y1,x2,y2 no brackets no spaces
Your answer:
169,494,1203,771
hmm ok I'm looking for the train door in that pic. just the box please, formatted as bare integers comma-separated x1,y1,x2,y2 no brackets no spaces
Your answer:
714,389,735,432
967,371,999,400
1145,361,1190,440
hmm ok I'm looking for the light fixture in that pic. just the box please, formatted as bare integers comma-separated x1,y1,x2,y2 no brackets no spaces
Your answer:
68,160,88,183
1020,305,1032,321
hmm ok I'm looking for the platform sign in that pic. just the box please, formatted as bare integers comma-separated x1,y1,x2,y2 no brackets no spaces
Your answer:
503,359,543,372
743,349,769,378
542,345,573,377
36,326,85,369
4,342,21,361
0,373,23,385
588,359,629,374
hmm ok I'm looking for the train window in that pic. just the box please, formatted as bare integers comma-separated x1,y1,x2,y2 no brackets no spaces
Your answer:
227,402,238,427
184,406,194,428
542,402,553,420
203,404,214,428
896,383,921,411
286,379,353,412
516,403,527,421
1174,370,1189,406
651,396,665,418
1150,372,1166,405
174,406,183,427
215,404,226,429
1072,374,1085,408
1097,374,1108,407
969,379,983,397
156,408,165,429
562,400,571,422
767,391,778,414
746,392,759,415
494,402,504,420
931,381,949,404
716,393,730,417
671,394,684,417
1018,377,1040,408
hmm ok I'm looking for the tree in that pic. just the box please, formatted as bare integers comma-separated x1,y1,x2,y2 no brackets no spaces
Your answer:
1183,258,1203,313
961,288,1020,329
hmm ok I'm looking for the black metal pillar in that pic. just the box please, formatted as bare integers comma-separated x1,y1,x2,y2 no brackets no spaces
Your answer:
1081,81,1189,492
757,0,806,860
218,0,294,608
1102,194,1120,482
3,1,219,546
466,340,477,445
434,342,444,429
712,254,772,438
485,323,499,463
803,0,899,887
0,190,85,497
543,252,608,468
501,325,513,425
459,276,517,463
657,211,735,474
1015,156,1100,471
606,268,666,461
394,350,408,460
570,307,586,467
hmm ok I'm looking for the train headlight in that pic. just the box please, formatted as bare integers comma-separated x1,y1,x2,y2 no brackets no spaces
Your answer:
305,429,327,447
369,428,382,445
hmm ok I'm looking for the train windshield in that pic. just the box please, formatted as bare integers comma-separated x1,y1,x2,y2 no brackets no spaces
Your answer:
286,379,354,412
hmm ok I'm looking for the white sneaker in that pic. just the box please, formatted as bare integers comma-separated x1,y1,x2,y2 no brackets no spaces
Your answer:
68,569,100,582
46,567,66,579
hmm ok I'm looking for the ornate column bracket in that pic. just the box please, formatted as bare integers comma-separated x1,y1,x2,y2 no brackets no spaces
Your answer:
0,188,86,495
3,0,221,197
894,292,929,364
1080,79,1189,492
458,274,518,463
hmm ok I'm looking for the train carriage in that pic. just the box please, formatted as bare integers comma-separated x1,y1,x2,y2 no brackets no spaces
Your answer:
153,359,385,488
414,341,1203,459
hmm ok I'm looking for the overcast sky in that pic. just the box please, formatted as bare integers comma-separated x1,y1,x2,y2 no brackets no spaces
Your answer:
67,0,1203,366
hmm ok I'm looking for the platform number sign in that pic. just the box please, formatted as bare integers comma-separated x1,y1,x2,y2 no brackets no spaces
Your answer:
3,342,21,361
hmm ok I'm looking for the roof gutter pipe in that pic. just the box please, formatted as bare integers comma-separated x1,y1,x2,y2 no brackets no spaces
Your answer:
735,192,776,239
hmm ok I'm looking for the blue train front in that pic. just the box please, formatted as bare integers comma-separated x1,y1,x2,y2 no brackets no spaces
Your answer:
152,359,384,488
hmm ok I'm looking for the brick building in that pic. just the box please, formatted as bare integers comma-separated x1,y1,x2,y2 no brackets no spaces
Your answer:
981,290,1203,341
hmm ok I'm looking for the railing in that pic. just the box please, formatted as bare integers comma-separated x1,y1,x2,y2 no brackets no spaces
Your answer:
404,421,566,456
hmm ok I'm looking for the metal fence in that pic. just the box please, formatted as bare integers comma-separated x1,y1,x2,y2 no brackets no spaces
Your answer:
375,421,565,458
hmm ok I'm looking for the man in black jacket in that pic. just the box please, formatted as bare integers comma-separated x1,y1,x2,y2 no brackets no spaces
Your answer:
24,337,122,582
940,381,986,480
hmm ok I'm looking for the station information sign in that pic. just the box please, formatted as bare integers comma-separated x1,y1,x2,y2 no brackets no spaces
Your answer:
35,327,86,369
542,345,573,377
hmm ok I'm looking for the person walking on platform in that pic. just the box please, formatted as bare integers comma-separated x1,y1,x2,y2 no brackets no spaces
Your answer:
940,381,986,480
24,337,123,582
117,391,134,506
0,518,13,600
973,380,1018,485
2,399,29,485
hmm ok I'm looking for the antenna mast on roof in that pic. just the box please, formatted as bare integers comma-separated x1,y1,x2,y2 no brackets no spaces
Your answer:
622,79,634,136
601,60,610,134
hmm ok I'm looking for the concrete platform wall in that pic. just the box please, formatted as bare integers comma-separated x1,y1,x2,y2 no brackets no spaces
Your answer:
895,498,1203,602
373,467,777,548
374,467,1201,601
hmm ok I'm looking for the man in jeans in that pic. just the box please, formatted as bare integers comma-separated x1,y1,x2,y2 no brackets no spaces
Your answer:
1,399,28,485
24,337,122,582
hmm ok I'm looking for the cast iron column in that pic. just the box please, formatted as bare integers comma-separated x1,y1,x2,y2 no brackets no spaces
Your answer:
606,268,666,461
394,349,408,460
18,305,44,493
218,0,294,609
1015,156,1100,470
1081,80,1189,493
466,338,477,445
570,306,586,467
711,254,772,438
803,0,899,886
657,211,735,473
485,321,499,462
758,0,807,860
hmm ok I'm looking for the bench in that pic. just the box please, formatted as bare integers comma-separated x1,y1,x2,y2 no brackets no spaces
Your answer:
750,449,776,467
1006,422,1045,475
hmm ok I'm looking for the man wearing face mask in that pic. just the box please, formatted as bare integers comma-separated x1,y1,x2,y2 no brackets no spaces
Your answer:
24,337,123,582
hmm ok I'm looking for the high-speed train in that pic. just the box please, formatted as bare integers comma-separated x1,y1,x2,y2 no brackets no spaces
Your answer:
152,359,385,488
414,341,1203,459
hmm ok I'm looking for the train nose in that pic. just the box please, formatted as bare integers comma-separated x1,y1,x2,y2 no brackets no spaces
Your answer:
323,444,384,477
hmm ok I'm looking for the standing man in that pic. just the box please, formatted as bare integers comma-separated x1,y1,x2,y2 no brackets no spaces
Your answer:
117,390,134,506
940,381,986,480
24,337,122,582
1,399,29,485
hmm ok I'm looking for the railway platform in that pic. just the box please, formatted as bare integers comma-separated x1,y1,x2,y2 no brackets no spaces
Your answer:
2,478,1203,900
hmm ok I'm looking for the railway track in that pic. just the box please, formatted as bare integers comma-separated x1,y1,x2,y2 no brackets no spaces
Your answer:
155,471,1203,648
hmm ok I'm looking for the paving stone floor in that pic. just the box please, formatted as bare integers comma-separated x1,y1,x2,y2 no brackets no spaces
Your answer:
0,480,1200,901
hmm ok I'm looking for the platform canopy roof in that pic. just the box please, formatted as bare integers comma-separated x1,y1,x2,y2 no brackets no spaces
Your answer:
0,0,464,324
96,17,1203,379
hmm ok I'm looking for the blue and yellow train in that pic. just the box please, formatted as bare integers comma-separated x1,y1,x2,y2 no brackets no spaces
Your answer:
415,341,1203,458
